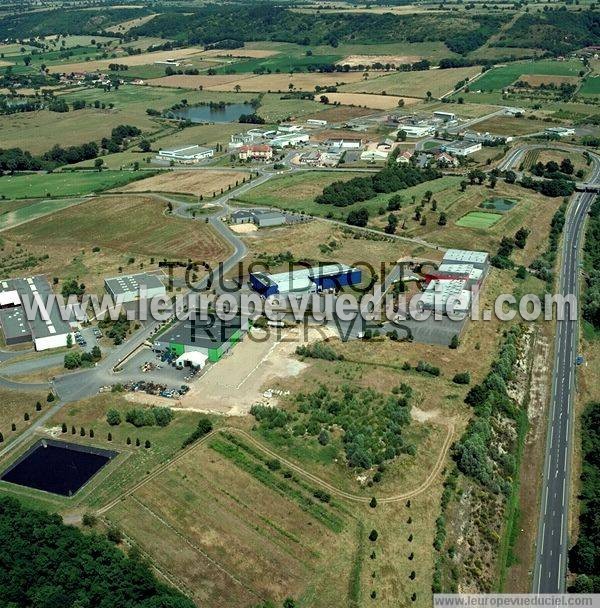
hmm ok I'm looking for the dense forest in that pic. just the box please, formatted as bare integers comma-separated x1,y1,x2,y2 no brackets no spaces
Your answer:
568,401,600,592
0,7,150,38
0,496,195,607
582,196,600,331
494,9,600,54
315,161,441,207
131,4,506,54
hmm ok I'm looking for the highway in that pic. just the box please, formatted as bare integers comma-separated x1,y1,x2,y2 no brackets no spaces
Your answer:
529,150,600,592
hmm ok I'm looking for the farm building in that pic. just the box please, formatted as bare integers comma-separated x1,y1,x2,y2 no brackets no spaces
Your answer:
154,314,249,363
157,145,214,163
250,264,362,297
104,272,166,304
0,276,74,350
237,144,273,161
442,140,482,157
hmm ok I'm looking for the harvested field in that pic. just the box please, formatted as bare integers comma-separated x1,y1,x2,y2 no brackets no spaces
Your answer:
3,195,231,292
117,169,250,197
147,73,249,89
340,65,481,99
337,54,421,67
472,116,551,136
518,74,581,87
48,47,204,73
324,92,417,109
149,71,372,92
200,48,279,59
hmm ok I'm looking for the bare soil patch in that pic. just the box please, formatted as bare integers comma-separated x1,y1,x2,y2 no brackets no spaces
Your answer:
518,74,580,87
338,54,421,67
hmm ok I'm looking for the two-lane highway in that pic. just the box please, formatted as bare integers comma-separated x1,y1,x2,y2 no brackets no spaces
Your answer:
531,149,600,592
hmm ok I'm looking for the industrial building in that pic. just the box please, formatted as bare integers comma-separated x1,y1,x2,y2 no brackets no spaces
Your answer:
154,314,248,363
433,111,456,122
306,118,327,126
0,276,74,350
230,209,286,227
157,145,214,163
271,133,310,148
425,263,483,288
441,249,490,273
418,279,472,315
250,264,362,297
442,140,482,156
326,137,363,149
398,124,435,138
104,272,166,304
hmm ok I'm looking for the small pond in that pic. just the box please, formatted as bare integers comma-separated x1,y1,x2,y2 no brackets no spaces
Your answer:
170,103,253,123
1,439,117,496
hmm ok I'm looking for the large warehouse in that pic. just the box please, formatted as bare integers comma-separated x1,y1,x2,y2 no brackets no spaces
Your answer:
154,315,249,363
0,276,74,350
104,272,166,304
250,264,362,298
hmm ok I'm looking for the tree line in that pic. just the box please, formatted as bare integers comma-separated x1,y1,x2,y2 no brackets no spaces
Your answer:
582,196,600,330
0,124,141,173
568,401,600,592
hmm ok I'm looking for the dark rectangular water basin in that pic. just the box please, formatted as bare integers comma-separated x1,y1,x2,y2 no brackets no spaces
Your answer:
1,439,117,496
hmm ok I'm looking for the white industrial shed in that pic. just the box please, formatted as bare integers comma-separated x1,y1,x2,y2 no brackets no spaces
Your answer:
104,273,166,303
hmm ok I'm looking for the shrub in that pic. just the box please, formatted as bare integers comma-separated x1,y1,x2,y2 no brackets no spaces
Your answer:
369,529,378,542
452,372,471,385
106,409,121,426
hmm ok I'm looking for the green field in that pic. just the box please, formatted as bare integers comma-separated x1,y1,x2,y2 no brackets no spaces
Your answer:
455,210,502,228
214,52,344,75
0,170,149,199
580,75,600,96
236,171,461,223
471,59,584,91
0,198,86,229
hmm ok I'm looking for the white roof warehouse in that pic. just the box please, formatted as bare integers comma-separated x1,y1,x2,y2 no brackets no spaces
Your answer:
157,145,214,163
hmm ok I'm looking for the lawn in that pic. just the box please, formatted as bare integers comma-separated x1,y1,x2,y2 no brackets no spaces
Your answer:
470,58,584,91
0,171,149,199
455,210,502,228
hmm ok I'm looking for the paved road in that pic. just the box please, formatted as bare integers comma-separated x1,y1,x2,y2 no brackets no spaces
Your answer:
529,150,600,592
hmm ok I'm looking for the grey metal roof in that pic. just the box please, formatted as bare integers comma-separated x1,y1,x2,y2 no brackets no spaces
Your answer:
0,276,72,340
104,272,165,296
